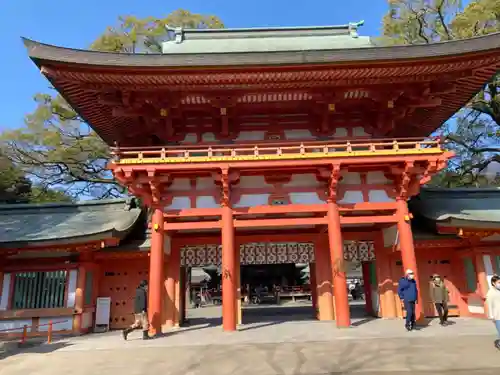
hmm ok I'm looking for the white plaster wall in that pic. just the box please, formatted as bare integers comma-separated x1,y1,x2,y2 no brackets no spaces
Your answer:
333,128,348,138
235,131,266,141
366,171,389,184
284,130,314,140
0,273,11,310
239,176,270,188
382,225,398,248
286,174,320,187
170,178,191,191
201,132,216,142
338,191,364,204
196,177,216,190
0,319,32,333
483,255,495,289
66,270,78,308
181,133,197,143
289,192,325,205
233,194,270,208
352,127,371,137
468,305,485,314
368,190,395,203
196,196,219,209
340,172,361,184
39,316,74,331
166,197,191,210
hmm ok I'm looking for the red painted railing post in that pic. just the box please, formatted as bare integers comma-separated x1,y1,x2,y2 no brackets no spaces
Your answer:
20,325,28,344
47,320,53,344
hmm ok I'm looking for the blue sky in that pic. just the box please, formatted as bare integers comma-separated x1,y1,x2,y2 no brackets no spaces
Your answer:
0,0,390,132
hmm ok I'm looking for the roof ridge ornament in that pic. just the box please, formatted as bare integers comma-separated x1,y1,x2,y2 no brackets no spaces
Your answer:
348,20,364,38
165,25,184,44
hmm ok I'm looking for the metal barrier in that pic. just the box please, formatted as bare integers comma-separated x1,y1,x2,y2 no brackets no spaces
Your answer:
0,319,69,344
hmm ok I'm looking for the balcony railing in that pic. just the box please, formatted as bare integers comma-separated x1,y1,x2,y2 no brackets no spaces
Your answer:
110,137,444,165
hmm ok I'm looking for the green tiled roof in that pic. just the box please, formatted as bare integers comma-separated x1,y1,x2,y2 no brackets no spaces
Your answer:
409,187,500,228
0,198,143,248
162,22,372,54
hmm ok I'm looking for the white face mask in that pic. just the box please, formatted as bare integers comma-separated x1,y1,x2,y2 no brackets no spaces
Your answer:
407,274,414,280
495,283,500,290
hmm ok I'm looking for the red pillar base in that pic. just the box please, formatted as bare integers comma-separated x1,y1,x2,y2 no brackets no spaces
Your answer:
327,200,351,328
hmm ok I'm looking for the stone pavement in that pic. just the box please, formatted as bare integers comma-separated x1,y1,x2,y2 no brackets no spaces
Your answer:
2,305,500,374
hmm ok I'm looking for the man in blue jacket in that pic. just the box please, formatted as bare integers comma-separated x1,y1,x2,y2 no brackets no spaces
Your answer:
398,269,418,331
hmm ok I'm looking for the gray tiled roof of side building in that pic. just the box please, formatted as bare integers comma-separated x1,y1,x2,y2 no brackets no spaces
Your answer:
409,187,500,228
0,198,143,248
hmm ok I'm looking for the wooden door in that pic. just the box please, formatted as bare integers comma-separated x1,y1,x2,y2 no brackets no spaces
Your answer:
98,259,149,329
417,250,462,317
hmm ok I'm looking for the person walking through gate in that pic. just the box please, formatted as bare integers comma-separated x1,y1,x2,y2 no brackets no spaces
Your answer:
430,274,450,326
486,275,500,350
122,280,150,340
398,269,418,331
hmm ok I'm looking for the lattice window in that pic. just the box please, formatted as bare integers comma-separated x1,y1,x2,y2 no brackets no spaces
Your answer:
11,271,67,309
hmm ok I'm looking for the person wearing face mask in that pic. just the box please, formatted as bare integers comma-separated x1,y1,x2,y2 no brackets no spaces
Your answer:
486,275,500,350
398,269,418,331
430,274,450,326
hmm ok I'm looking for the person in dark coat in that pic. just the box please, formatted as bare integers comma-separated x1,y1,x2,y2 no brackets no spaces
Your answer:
429,274,450,326
122,280,150,340
398,269,418,331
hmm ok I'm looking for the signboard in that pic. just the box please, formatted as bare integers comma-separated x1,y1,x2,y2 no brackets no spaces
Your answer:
94,297,111,332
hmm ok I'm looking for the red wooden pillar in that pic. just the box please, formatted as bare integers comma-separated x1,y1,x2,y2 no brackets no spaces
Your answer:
375,237,397,318
72,264,86,333
164,246,178,328
314,243,334,321
327,200,350,327
221,202,237,331
396,198,424,320
148,207,165,336
172,248,181,327
474,250,490,316
361,262,373,316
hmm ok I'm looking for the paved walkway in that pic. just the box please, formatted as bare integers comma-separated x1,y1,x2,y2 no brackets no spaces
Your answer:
2,306,500,374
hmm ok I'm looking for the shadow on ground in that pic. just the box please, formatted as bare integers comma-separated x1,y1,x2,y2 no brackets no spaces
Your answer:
182,302,376,331
0,341,71,361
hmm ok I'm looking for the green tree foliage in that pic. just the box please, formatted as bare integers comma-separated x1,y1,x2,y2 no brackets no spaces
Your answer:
382,0,500,187
92,10,224,53
0,149,72,203
0,10,223,200
0,151,31,203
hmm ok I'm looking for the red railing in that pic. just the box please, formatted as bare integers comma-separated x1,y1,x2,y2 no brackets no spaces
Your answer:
110,137,443,164
0,319,69,344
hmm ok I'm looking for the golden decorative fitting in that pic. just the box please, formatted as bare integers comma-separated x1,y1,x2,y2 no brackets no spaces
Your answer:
328,103,336,112
220,107,227,115
388,100,394,108
404,215,410,221
160,108,169,117
458,228,463,237
153,223,160,231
